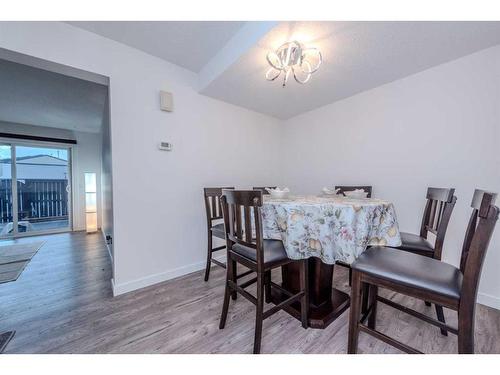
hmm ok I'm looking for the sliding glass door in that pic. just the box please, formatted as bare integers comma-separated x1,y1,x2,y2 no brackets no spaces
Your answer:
0,144,13,236
0,142,72,238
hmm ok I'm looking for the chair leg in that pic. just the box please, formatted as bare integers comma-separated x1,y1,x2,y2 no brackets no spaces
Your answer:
348,267,352,287
265,270,272,304
299,260,309,328
361,282,370,314
204,233,213,281
253,272,265,354
367,284,378,330
231,260,237,300
219,270,231,329
348,271,362,354
458,315,474,354
435,305,448,336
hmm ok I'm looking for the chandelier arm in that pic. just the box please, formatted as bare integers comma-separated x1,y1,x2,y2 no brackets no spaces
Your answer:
301,48,322,74
266,67,281,81
266,51,283,70
283,68,292,87
293,66,312,84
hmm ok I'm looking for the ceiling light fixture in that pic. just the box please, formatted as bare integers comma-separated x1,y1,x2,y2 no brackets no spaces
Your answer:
265,40,322,87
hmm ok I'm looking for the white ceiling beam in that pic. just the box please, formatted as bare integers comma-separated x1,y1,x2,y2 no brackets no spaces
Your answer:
197,21,278,93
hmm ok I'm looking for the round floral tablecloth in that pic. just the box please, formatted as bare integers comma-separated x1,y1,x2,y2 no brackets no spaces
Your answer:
262,195,402,264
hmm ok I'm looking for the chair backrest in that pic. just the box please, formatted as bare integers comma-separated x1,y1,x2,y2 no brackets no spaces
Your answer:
418,187,457,259
253,186,277,195
459,190,498,308
204,187,234,225
335,185,373,198
221,190,264,266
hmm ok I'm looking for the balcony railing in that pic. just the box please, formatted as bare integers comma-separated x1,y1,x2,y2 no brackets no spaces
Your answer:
0,178,69,223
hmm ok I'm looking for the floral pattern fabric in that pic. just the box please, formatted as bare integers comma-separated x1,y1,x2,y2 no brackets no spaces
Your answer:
261,195,402,265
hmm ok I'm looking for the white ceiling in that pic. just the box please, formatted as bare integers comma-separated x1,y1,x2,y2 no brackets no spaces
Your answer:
0,58,108,133
66,21,500,120
202,21,500,119
67,21,245,72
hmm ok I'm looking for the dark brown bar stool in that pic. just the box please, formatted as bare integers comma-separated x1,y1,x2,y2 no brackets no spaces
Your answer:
389,187,457,334
393,187,456,259
334,186,372,287
348,190,498,354
335,185,373,198
203,187,234,281
219,190,308,354
252,186,277,195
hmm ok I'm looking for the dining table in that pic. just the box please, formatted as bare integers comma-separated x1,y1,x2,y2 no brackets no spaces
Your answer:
261,194,402,328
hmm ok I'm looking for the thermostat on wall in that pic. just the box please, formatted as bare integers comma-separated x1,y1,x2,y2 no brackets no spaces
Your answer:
158,142,173,151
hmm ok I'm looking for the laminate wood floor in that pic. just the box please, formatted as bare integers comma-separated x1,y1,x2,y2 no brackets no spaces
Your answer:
1,231,499,354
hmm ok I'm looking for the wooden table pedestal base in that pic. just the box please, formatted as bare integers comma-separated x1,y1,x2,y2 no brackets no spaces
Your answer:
271,257,350,329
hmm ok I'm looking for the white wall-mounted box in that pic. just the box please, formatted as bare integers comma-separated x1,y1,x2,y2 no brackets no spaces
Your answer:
160,91,173,112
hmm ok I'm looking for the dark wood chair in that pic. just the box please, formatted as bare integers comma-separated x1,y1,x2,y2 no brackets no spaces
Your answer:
219,190,308,354
252,186,277,195
335,185,373,198
348,190,498,354
389,187,457,334
203,187,234,281
394,187,457,259
334,186,372,287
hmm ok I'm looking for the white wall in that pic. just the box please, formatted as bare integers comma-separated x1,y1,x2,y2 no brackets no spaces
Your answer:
282,45,500,308
0,22,284,294
0,121,102,231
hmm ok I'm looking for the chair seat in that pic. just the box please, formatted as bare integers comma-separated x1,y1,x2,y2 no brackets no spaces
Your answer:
396,231,434,254
232,240,288,266
211,223,225,239
352,246,462,300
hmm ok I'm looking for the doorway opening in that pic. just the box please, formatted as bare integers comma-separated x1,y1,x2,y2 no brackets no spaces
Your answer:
0,142,73,238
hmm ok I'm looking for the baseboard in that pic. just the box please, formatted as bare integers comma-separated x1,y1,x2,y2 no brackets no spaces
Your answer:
112,255,226,296
477,292,500,310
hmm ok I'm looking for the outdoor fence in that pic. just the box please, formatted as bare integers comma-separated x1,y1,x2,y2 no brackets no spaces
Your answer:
0,178,69,223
